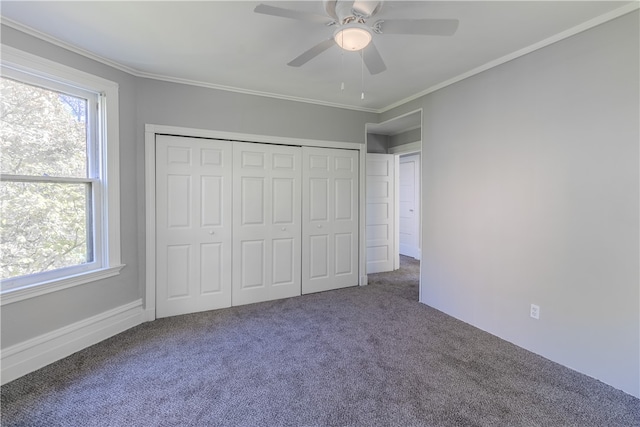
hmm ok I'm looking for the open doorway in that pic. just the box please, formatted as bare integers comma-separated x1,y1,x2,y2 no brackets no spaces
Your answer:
365,110,422,301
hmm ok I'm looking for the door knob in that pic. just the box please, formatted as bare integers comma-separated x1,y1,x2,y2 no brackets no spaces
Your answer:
317,225,322,228
409,209,414,212
209,231,215,235
281,227,286,231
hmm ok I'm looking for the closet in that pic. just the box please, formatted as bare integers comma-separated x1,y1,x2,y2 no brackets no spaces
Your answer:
155,135,359,318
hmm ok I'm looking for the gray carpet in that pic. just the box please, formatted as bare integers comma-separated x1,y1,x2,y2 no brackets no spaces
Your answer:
2,255,639,426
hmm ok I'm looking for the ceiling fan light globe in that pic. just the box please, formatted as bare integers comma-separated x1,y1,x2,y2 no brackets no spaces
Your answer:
334,25,372,51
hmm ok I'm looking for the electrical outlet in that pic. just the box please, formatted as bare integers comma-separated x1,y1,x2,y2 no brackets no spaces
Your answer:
530,304,540,320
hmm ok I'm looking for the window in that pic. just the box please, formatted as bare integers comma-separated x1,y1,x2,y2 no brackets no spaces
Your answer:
0,46,122,303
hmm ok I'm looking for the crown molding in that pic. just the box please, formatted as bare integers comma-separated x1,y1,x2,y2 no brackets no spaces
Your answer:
130,68,379,113
379,2,640,114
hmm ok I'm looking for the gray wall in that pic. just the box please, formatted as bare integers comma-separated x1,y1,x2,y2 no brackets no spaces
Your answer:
136,79,375,144
366,133,389,153
382,12,639,397
389,128,421,148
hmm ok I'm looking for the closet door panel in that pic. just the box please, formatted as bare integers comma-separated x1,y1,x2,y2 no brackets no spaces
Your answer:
302,147,359,294
200,242,223,294
335,233,354,275
233,143,302,306
272,178,295,224
309,235,329,279
273,238,295,286
240,240,265,289
201,176,222,226
156,135,232,318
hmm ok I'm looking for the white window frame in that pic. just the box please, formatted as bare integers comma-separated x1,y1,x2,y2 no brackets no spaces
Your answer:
0,46,123,305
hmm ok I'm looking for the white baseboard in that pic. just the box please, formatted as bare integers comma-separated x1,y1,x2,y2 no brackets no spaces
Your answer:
1,299,144,385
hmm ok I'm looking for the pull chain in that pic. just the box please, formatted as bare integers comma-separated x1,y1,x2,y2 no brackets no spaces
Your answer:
340,32,345,92
341,47,345,92
361,50,365,100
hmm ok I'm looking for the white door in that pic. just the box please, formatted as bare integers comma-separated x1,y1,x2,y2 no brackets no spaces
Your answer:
156,135,232,318
399,154,420,259
366,153,395,274
233,142,302,306
302,147,359,294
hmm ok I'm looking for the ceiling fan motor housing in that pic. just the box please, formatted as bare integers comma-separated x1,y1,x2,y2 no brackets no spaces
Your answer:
324,0,383,23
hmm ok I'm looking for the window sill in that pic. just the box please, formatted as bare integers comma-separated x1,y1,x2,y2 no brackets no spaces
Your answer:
0,265,125,306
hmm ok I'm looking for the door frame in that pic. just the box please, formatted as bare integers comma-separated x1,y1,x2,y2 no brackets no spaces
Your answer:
144,124,366,321
365,109,423,301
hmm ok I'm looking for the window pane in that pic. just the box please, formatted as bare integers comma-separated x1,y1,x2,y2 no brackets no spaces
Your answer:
1,181,92,280
0,77,88,178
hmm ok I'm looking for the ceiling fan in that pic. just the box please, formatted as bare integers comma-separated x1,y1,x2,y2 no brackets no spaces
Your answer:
254,0,459,75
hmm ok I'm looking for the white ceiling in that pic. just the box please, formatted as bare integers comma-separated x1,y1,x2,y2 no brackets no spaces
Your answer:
1,1,634,112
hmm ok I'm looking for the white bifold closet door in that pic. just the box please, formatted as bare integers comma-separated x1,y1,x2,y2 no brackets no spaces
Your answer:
302,147,359,294
232,142,302,306
156,135,232,318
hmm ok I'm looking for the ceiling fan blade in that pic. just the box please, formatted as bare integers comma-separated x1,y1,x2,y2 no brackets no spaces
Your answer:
288,38,336,67
378,19,459,36
254,4,333,25
362,42,386,75
323,0,339,21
